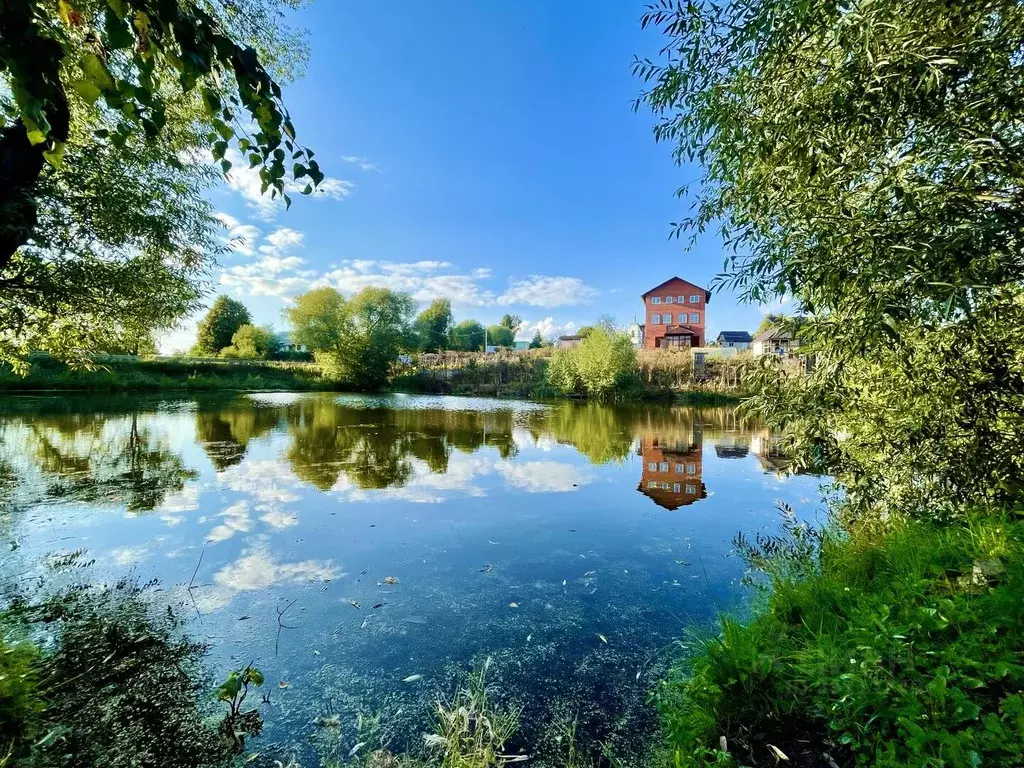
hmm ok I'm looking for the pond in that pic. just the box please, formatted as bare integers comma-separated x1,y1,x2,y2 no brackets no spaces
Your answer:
0,392,828,765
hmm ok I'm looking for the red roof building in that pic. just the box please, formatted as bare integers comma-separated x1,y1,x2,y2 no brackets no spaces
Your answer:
641,277,710,349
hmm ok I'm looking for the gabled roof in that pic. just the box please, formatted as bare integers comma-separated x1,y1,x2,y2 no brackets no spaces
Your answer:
753,326,793,343
662,324,700,336
717,330,753,342
641,276,711,303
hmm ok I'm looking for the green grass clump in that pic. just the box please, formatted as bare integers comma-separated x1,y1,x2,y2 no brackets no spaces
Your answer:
656,515,1024,768
0,634,43,765
424,658,524,768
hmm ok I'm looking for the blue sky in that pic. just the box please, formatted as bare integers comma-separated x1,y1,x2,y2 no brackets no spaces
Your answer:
162,0,777,351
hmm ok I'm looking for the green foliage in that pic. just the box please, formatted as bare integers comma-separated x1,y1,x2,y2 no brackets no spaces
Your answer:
289,286,415,391
636,0,1024,518
499,314,522,333
450,320,485,352
21,579,240,768
753,315,783,337
0,354,329,392
528,331,543,349
0,0,319,370
657,515,1024,768
548,329,639,400
194,297,252,356
0,632,43,762
214,666,265,755
220,323,279,360
484,325,514,349
424,658,522,768
416,298,454,352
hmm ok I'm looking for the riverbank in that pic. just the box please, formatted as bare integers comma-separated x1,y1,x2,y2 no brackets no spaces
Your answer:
656,512,1024,768
0,355,332,392
1,353,749,404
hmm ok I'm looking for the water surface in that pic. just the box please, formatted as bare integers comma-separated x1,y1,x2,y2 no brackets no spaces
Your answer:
0,393,826,764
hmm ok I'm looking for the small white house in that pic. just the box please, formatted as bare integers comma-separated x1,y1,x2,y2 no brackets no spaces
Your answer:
752,327,799,356
715,330,752,349
275,332,307,353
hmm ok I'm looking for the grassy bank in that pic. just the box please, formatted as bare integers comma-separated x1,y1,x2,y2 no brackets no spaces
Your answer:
0,355,333,392
390,349,749,403
656,514,1024,768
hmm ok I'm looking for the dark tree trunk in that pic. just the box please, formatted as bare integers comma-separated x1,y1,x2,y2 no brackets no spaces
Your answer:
0,121,47,273
0,0,71,273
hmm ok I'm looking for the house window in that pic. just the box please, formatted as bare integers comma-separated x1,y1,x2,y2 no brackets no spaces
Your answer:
690,312,700,323
685,484,696,494
675,464,683,473
673,483,681,493
651,313,661,324
651,296,661,304
660,335,691,349
677,296,685,303
648,462,657,471
661,482,670,490
659,462,669,472
689,294,700,303
687,462,696,474
664,296,673,303
648,480,657,489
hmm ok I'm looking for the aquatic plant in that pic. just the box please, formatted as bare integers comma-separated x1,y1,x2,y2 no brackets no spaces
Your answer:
424,658,525,768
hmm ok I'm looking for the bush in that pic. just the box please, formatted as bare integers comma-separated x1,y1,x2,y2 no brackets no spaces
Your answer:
657,515,1024,767
548,329,638,400
0,634,43,763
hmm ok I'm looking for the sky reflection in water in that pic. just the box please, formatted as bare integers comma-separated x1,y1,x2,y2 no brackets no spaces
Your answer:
0,393,827,763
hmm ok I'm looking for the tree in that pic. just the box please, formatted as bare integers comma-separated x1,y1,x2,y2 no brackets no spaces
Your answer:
0,0,322,267
529,331,543,349
548,328,637,400
0,0,320,370
450,319,485,352
499,314,522,333
193,297,251,356
636,0,1024,516
415,298,453,353
486,324,515,349
220,324,279,360
755,314,785,336
287,286,349,353
288,286,415,391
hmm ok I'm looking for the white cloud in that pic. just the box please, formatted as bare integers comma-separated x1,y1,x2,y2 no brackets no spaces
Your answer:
516,317,578,341
259,507,299,529
759,295,791,315
214,546,337,592
207,500,252,543
111,547,148,566
498,276,598,308
341,156,380,172
316,260,496,307
214,211,261,257
222,149,355,220
497,461,593,493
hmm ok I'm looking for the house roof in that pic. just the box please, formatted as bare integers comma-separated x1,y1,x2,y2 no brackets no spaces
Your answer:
716,330,752,343
640,276,711,303
753,326,792,343
662,324,700,336
558,334,582,341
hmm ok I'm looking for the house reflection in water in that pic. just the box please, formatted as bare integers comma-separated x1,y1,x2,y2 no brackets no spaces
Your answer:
636,422,706,510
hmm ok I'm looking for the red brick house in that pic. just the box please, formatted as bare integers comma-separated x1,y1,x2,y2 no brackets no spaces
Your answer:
636,436,706,510
641,277,710,349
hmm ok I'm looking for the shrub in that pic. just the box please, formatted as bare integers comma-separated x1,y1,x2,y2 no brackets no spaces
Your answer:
548,329,638,400
657,515,1024,767
0,634,43,763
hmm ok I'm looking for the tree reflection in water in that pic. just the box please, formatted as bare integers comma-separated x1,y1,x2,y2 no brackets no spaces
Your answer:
0,394,798,514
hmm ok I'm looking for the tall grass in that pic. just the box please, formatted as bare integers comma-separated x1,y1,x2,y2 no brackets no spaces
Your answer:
657,514,1024,767
424,658,525,768
0,354,333,392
